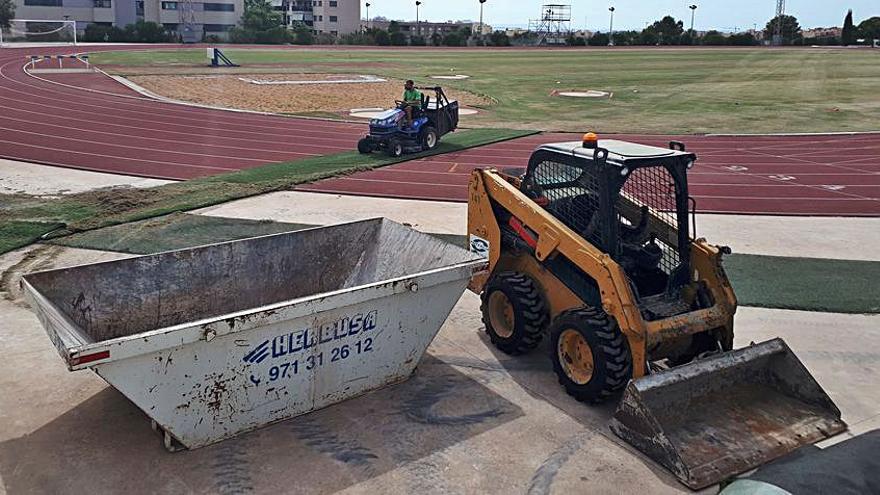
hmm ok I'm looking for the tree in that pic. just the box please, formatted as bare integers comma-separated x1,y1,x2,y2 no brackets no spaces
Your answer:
566,35,586,46
0,0,14,29
728,32,757,46
410,35,426,46
643,15,684,45
442,31,464,46
389,30,407,45
430,32,442,46
374,29,391,46
293,25,313,44
701,30,727,45
764,14,801,45
587,32,609,46
488,30,510,46
857,16,880,41
842,9,856,45
240,0,281,32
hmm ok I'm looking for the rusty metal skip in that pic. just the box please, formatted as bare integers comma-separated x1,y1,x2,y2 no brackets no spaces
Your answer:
22,219,486,450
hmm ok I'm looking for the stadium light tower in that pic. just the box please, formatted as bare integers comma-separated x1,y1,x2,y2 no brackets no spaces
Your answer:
689,5,697,34
416,1,422,37
608,6,615,46
365,2,371,30
478,0,487,40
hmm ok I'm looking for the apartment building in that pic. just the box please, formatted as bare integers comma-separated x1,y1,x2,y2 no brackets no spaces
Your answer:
11,0,242,40
272,0,360,36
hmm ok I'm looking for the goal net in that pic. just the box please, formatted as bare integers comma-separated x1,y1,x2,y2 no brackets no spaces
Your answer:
0,20,78,47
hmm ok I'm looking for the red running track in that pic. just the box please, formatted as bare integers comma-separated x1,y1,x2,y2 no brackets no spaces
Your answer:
1,46,878,215
300,132,880,216
0,45,361,180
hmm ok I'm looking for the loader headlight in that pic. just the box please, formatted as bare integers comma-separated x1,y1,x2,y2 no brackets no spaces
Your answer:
686,160,695,169
621,167,630,176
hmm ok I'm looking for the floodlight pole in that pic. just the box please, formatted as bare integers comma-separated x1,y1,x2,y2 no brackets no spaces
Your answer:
365,2,370,31
416,1,421,38
608,6,615,46
478,0,486,41
689,5,697,35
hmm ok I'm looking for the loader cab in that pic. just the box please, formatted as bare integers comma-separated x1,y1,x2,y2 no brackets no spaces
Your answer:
520,139,695,304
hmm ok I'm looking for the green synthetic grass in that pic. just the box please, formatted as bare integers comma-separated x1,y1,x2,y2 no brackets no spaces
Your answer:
91,47,880,134
48,214,880,315
0,222,65,253
725,254,880,314
48,213,314,254
0,128,533,255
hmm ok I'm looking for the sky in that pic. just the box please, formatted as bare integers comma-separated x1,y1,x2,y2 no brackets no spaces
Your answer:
363,1,879,32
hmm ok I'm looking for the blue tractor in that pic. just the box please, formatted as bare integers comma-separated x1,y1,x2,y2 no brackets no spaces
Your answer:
358,86,460,157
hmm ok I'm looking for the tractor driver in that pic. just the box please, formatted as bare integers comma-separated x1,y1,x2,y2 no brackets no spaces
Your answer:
401,80,422,128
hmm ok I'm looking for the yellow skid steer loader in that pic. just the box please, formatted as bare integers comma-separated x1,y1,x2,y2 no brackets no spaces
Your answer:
467,134,846,490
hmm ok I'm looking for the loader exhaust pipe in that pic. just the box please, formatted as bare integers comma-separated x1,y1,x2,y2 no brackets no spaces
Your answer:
610,338,846,490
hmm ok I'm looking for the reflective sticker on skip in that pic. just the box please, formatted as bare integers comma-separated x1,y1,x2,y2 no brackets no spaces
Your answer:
469,235,490,258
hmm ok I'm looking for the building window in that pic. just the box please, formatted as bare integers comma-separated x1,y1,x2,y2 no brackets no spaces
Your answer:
164,23,179,30
93,0,111,7
331,30,337,35
23,0,63,6
328,0,336,6
204,24,234,31
203,3,234,11
317,15,322,21
161,1,177,9
329,15,336,22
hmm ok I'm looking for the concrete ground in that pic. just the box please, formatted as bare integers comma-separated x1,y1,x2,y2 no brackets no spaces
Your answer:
0,158,170,196
198,191,880,261
2,188,878,495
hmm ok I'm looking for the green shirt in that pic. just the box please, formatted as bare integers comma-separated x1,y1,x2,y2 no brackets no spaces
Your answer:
403,88,422,104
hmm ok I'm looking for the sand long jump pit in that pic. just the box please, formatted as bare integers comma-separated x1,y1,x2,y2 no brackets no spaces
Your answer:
127,73,491,116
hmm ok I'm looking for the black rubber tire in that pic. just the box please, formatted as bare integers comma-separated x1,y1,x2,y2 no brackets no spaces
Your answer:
386,138,404,157
480,271,549,355
420,126,439,150
549,307,633,403
357,138,373,154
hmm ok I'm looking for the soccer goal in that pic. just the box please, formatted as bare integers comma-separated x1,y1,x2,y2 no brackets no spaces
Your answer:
0,19,78,47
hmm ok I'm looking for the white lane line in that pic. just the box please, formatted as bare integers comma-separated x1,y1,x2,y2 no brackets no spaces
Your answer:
1,56,359,133
0,113,319,157
0,126,288,163
0,139,243,172
0,94,355,147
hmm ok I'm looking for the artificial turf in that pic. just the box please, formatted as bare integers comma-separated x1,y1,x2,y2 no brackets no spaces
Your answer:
92,47,880,134
50,217,880,315
0,127,533,255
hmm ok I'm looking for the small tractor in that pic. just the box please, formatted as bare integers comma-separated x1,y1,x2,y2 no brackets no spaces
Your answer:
358,86,459,157
467,134,846,490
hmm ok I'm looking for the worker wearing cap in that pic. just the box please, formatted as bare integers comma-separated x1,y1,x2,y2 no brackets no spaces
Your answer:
402,80,422,128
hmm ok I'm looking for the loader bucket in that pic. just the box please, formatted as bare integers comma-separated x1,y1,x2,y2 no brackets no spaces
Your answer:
610,338,846,490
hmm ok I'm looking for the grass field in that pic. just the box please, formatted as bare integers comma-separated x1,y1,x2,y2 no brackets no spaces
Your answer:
0,128,532,254
92,47,880,134
49,215,880,314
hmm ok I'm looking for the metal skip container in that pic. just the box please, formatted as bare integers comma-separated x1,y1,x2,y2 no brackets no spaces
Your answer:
22,219,486,450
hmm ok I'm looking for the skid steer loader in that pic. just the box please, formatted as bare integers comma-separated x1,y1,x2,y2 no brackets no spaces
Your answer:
467,134,846,490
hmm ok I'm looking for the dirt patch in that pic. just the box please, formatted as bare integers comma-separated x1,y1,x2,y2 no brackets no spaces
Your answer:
127,74,492,114
102,61,402,76
1,245,63,305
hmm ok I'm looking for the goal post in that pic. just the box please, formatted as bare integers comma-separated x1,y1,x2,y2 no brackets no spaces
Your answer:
0,19,78,47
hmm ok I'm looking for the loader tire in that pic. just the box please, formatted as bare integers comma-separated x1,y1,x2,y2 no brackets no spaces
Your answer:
481,272,548,355
549,307,633,403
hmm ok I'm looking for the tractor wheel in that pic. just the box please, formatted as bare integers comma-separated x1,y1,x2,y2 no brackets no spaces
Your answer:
549,307,633,403
420,126,439,151
357,138,373,154
386,138,404,157
480,272,548,355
